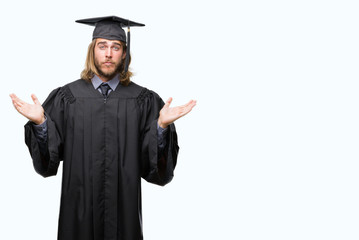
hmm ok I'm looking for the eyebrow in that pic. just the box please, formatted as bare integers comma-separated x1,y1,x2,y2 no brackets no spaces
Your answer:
97,41,122,47
112,42,122,47
97,41,107,45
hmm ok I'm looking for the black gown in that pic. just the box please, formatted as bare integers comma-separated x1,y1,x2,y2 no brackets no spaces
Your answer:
24,79,179,240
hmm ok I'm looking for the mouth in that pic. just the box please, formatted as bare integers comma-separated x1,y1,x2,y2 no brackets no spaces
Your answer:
103,62,114,66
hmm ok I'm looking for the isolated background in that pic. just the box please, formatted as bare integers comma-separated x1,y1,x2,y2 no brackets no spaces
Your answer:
1,0,359,239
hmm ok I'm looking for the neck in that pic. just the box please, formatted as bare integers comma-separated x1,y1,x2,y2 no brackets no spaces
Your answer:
98,75,110,82
98,74,116,82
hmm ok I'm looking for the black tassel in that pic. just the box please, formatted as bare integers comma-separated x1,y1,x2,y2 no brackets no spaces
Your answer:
124,25,131,73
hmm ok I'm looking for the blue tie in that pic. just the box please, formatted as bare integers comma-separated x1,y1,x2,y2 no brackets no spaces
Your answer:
100,83,111,98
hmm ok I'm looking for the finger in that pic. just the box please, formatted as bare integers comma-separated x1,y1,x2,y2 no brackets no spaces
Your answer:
182,106,194,115
182,100,197,114
12,102,23,114
189,100,197,108
9,93,16,100
12,101,20,110
31,94,41,105
182,99,196,108
13,100,24,108
9,93,19,102
11,99,23,110
14,100,24,109
10,93,26,105
187,100,195,106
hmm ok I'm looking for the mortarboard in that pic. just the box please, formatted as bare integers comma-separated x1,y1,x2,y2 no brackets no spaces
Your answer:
76,16,145,73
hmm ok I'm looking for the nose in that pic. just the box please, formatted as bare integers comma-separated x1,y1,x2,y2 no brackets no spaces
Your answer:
105,47,112,58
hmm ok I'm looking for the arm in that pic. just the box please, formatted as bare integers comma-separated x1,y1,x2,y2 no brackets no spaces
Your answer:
140,90,196,186
10,90,64,177
157,123,168,153
31,119,48,156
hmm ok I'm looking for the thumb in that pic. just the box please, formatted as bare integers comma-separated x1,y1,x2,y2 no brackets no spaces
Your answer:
31,94,41,105
164,97,173,108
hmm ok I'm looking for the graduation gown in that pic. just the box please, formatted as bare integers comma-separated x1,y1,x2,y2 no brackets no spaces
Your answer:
24,79,179,240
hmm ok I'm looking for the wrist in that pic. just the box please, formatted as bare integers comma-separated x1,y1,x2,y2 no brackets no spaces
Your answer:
34,116,46,125
157,119,168,129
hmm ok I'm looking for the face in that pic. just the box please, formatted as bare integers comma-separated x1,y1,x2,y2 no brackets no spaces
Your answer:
94,38,126,81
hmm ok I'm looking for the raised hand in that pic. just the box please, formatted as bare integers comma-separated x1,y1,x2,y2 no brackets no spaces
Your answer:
10,93,45,125
158,97,196,129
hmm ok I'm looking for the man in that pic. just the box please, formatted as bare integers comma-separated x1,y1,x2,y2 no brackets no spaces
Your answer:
10,16,196,240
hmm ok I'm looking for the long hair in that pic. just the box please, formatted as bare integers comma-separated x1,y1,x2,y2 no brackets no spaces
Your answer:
80,39,133,86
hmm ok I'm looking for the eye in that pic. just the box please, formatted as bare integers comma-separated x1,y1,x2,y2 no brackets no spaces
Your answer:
113,46,120,51
99,45,106,50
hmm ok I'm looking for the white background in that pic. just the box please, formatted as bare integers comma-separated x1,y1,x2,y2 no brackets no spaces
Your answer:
1,0,359,239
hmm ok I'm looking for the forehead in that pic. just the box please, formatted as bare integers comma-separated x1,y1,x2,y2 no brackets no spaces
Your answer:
95,38,123,45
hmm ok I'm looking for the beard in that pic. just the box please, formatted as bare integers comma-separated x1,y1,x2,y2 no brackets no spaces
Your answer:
95,59,122,80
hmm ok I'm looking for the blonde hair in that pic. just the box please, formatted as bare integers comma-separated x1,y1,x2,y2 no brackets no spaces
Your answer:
80,39,133,86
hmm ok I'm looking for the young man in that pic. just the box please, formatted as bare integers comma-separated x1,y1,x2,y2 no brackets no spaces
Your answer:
10,16,196,240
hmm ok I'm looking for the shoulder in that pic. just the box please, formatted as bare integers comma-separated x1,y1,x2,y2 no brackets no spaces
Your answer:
64,79,91,95
127,83,164,110
57,79,96,99
60,79,88,101
46,79,85,104
65,79,87,88
111,81,160,100
130,82,161,101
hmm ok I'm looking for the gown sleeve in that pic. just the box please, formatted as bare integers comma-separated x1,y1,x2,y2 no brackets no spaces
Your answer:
138,89,179,186
24,87,68,177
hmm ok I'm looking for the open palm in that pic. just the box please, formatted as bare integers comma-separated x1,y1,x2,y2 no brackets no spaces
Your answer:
158,98,196,129
10,93,45,125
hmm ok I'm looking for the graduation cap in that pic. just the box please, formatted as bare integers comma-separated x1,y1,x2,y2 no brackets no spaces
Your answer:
76,16,145,73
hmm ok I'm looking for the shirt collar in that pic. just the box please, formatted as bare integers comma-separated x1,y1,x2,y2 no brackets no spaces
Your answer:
91,74,120,91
